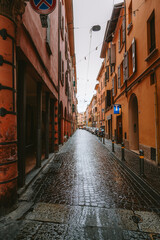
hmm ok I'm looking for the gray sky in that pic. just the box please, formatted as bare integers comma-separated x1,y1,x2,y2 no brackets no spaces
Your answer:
73,0,123,113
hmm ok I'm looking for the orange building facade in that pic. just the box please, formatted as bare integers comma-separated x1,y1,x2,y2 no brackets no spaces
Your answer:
100,0,160,165
0,0,77,215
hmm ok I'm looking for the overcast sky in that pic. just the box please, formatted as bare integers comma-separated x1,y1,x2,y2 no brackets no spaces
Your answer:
73,0,124,113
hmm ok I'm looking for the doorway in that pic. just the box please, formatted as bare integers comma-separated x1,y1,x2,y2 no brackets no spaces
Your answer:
129,94,139,150
117,115,122,144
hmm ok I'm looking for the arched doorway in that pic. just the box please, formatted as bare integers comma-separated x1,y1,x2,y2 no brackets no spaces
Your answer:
129,94,139,150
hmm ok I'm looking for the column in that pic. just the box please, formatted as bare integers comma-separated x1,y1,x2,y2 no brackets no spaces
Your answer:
0,0,26,215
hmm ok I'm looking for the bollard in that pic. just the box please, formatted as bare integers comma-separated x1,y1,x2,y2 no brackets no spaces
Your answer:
112,139,115,152
121,142,125,161
139,150,144,177
103,137,105,144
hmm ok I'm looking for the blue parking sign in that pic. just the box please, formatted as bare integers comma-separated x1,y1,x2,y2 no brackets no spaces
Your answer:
114,104,121,114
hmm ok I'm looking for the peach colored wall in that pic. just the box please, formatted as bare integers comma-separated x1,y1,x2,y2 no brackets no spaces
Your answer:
104,0,160,155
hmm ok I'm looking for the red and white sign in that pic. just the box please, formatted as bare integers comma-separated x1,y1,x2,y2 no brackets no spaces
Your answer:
29,0,56,15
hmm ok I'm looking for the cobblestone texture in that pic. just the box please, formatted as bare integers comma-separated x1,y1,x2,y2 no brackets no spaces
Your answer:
103,137,160,195
35,130,160,213
1,130,160,240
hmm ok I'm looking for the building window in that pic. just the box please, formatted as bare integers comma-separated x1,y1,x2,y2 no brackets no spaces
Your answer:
61,16,64,40
118,62,124,89
112,75,117,97
46,16,52,55
65,71,68,95
118,27,123,52
118,17,126,52
61,60,64,85
105,66,109,86
105,90,112,110
128,0,132,25
128,38,136,77
147,11,156,54
123,38,136,80
127,0,133,34
65,35,68,59
150,72,155,85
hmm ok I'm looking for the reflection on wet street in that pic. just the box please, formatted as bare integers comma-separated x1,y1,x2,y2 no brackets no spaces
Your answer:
35,130,159,211
14,130,160,239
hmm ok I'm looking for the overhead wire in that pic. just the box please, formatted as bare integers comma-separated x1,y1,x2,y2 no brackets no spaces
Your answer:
76,0,146,110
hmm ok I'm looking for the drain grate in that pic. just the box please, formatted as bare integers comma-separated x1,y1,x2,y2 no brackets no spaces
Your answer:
132,215,142,224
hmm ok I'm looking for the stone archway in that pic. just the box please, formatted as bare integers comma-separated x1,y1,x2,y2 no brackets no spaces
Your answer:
129,94,139,150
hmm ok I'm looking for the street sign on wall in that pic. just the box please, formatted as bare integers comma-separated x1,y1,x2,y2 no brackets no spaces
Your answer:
114,104,121,114
29,0,56,15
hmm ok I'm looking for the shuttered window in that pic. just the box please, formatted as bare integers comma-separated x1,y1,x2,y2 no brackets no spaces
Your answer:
105,90,112,109
65,71,68,95
107,48,111,62
112,78,114,96
122,16,126,43
111,44,116,65
118,65,121,89
59,2,62,29
46,16,52,55
59,51,62,81
107,90,112,107
105,66,109,86
123,52,129,81
132,38,136,73
112,75,117,96
118,29,121,52
65,35,68,59
61,16,64,40
147,11,156,54
61,60,64,86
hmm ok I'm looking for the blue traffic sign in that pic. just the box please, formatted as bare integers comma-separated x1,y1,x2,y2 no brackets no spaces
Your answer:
114,104,121,114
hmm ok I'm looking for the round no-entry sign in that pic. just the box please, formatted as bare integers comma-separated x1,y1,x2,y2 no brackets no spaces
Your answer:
29,0,56,15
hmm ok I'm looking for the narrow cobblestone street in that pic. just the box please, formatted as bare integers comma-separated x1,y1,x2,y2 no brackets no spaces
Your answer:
1,130,160,240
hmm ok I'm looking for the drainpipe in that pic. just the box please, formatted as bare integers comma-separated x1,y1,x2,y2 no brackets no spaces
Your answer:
154,70,160,165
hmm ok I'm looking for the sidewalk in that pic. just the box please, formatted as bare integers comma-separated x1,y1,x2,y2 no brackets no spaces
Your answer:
100,137,160,199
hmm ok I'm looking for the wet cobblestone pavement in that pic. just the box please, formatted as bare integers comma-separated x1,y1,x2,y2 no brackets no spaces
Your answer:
102,138,160,196
1,130,160,240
